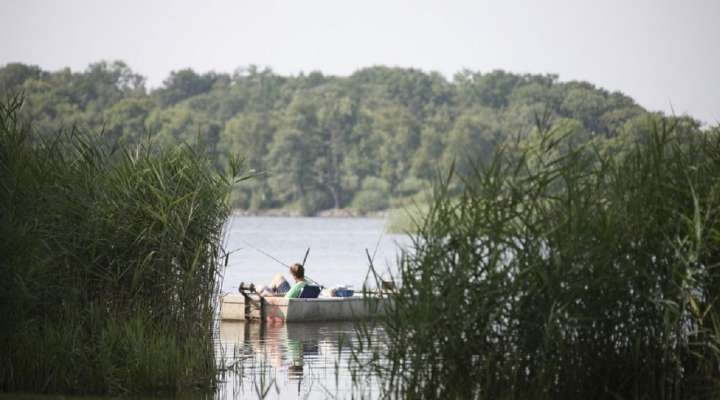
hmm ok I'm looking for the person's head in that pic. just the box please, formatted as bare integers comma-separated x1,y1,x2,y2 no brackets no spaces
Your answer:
290,263,305,281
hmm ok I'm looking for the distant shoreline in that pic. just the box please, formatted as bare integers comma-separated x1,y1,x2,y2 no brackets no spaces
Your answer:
230,206,425,234
231,207,390,219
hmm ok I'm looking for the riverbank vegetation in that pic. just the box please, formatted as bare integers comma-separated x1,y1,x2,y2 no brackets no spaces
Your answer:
0,95,242,395
1,61,705,216
364,118,720,398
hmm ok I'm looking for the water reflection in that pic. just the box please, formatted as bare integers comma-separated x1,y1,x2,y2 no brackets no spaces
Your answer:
217,321,381,399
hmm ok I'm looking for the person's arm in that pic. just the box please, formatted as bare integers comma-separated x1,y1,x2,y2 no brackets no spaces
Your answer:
285,282,306,298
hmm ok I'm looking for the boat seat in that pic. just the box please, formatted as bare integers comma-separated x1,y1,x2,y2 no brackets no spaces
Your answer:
299,285,321,299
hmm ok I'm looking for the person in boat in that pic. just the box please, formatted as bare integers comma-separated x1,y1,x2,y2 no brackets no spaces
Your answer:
258,273,291,296
284,263,307,298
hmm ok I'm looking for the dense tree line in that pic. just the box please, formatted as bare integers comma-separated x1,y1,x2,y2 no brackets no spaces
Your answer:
0,60,707,215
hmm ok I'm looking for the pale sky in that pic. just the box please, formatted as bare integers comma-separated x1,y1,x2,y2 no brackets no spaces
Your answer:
1,0,718,124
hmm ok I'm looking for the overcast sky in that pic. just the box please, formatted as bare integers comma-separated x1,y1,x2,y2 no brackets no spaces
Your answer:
1,0,718,124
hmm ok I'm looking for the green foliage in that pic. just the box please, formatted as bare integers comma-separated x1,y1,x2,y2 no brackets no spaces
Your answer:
363,118,720,399
103,96,154,144
350,177,391,214
442,107,501,176
0,95,240,395
146,104,221,154
360,176,391,193
2,60,708,216
0,63,44,92
396,176,428,198
386,203,430,234
155,68,218,107
352,190,389,214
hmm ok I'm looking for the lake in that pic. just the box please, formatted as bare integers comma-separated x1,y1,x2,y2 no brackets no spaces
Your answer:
222,216,411,292
217,320,388,400
217,216,409,399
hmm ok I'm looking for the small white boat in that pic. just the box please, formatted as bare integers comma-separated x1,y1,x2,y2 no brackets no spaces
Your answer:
220,292,390,322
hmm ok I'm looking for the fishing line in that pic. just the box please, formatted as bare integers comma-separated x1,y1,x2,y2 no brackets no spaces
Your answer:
361,215,390,291
239,239,290,268
239,239,323,288
371,217,386,265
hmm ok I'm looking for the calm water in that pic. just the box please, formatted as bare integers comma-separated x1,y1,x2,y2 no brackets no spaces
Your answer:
216,216,407,399
216,321,388,400
222,216,411,292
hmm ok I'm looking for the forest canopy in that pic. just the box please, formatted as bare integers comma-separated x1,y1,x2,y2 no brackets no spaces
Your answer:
0,60,708,215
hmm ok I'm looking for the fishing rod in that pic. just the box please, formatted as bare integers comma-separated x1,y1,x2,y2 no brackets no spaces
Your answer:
362,214,398,293
239,239,323,287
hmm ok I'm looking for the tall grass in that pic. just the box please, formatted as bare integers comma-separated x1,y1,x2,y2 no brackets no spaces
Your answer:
0,95,243,395
364,118,720,399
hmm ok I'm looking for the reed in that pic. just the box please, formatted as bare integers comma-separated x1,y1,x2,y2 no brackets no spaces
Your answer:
361,117,720,399
0,95,244,395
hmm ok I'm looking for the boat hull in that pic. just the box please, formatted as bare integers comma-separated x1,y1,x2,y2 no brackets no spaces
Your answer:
220,293,389,322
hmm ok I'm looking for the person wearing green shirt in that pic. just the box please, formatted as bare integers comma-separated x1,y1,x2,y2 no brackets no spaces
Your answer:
285,263,307,298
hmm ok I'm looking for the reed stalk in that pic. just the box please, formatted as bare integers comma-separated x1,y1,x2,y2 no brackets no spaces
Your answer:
361,117,720,399
0,94,244,395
